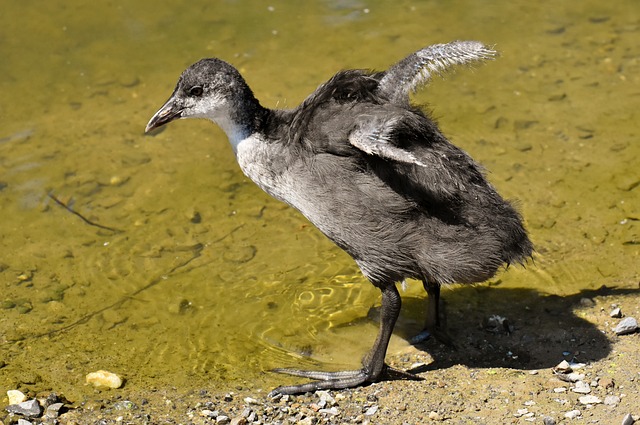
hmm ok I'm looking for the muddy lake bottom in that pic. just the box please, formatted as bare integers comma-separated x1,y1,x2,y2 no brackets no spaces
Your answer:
2,287,639,424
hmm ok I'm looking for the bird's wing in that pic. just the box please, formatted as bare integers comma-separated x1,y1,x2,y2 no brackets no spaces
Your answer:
378,41,496,104
348,113,427,167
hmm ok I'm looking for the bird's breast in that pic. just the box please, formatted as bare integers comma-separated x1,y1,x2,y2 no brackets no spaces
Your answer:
235,134,299,206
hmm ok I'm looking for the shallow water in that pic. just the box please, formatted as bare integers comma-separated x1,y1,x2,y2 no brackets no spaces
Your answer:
0,0,638,399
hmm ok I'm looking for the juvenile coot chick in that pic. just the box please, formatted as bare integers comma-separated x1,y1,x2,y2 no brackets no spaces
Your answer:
145,41,533,395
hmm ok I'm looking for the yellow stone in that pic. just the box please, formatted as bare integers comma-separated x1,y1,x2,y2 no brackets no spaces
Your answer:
7,389,26,405
85,370,123,389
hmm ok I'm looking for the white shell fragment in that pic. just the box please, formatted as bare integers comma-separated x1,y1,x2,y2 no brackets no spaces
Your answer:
85,370,123,389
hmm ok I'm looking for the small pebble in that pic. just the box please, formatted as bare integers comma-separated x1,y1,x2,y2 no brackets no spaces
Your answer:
564,372,585,382
603,395,620,406
243,397,259,405
297,418,315,425
85,370,123,388
610,307,622,318
543,417,556,425
572,381,591,394
317,390,336,406
364,405,378,416
614,317,638,335
6,399,43,418
580,297,595,307
17,420,32,425
229,417,247,425
109,175,128,186
621,413,634,425
599,377,615,389
429,411,441,420
83,400,104,411
564,409,581,419
578,395,602,405
319,407,339,416
7,389,27,405
201,409,216,418
44,402,64,419
484,314,511,333
554,360,572,373
216,415,231,424
113,400,136,410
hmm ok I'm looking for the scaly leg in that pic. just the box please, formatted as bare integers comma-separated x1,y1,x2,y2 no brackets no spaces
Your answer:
270,283,412,396
411,281,456,347
424,281,441,330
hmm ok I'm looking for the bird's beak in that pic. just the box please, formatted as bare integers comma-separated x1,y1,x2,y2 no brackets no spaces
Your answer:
145,97,183,133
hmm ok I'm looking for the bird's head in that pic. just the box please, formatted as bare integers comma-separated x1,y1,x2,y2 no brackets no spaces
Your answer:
145,58,259,139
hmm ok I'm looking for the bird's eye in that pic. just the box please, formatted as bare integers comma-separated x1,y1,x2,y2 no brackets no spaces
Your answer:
189,86,204,96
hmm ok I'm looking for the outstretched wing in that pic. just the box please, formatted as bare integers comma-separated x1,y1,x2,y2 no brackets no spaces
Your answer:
378,41,496,104
348,114,427,167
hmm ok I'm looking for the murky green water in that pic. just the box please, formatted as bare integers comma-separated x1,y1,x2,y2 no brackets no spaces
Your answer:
1,0,638,400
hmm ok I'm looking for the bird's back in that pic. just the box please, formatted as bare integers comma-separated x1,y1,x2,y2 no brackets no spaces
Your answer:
258,69,532,285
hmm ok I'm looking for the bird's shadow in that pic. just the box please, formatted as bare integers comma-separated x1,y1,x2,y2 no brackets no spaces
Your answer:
369,284,637,373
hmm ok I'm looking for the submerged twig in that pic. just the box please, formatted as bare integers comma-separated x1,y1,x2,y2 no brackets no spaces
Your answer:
24,224,245,339
32,243,205,339
47,192,122,233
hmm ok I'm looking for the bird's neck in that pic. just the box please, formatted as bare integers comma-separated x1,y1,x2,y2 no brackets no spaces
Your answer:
213,95,268,155
213,114,253,154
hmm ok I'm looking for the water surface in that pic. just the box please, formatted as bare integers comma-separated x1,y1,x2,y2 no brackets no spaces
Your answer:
0,0,638,399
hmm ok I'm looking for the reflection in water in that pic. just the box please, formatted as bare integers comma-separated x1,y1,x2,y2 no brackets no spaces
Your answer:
0,0,638,399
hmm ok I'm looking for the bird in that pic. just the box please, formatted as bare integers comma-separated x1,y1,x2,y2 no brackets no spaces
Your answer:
145,40,534,396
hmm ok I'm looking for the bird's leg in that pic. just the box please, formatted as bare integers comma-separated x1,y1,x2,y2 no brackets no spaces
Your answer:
360,282,401,377
411,281,456,347
424,281,441,330
270,283,411,396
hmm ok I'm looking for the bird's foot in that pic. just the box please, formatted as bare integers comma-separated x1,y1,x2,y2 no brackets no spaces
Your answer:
410,327,458,349
268,368,369,396
268,364,420,396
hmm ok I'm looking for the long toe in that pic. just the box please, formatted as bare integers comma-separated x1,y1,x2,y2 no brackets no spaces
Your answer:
268,363,422,396
269,368,370,396
383,365,424,381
